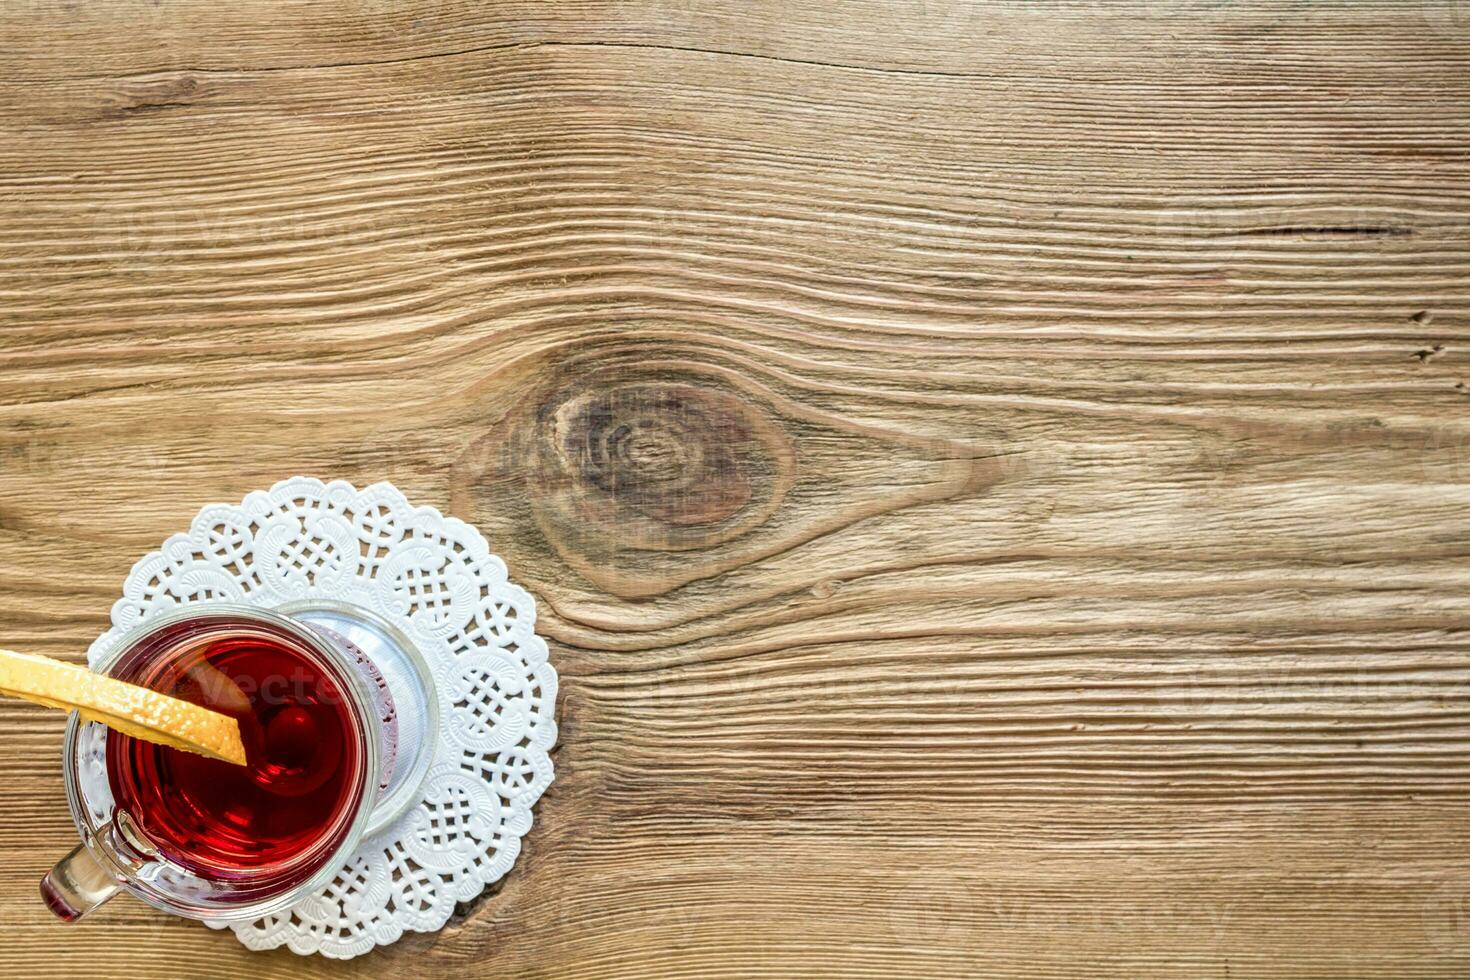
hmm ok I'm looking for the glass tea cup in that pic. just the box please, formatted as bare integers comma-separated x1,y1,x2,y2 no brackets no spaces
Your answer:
41,604,395,922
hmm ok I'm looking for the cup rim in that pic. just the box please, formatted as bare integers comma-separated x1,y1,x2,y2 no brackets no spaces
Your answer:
273,597,439,837
63,602,381,923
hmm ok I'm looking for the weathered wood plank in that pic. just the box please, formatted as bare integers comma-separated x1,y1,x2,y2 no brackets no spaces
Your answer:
3,1,1470,976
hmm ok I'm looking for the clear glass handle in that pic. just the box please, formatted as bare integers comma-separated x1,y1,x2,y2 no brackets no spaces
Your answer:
41,842,121,921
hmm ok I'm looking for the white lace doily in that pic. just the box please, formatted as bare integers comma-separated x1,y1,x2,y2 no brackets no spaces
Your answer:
86,477,558,958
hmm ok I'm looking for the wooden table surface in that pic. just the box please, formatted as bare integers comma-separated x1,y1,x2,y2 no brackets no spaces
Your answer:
3,1,1470,976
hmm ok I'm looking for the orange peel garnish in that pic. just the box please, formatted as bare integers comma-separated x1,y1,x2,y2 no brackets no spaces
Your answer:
0,647,246,766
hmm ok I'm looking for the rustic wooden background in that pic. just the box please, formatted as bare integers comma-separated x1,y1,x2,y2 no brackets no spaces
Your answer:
3,0,1470,976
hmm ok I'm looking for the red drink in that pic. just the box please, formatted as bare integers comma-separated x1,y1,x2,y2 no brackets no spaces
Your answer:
104,619,370,881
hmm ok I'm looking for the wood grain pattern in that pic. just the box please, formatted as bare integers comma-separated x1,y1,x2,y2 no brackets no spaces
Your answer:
3,0,1470,976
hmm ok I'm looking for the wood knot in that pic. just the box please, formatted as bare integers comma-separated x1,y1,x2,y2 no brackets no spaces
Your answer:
450,350,1016,603
100,73,204,121
541,382,794,552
